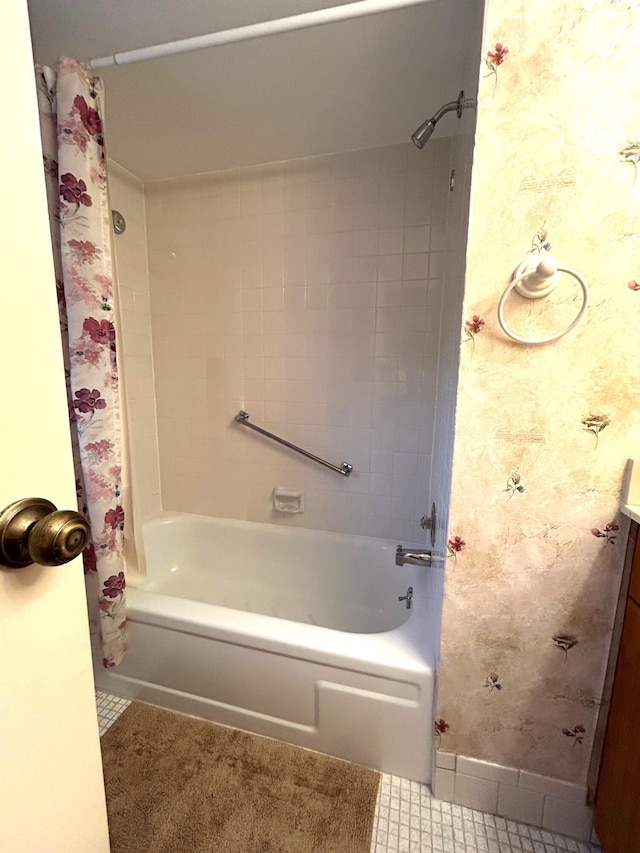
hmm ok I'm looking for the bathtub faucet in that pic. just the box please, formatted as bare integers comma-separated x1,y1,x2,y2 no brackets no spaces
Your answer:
395,546,443,567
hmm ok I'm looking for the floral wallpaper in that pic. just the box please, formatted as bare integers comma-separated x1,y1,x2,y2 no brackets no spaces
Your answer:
438,0,640,785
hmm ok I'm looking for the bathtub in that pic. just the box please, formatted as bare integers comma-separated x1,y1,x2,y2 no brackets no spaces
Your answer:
95,512,443,782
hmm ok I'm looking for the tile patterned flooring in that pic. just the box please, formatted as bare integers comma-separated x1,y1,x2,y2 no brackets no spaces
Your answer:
96,691,602,853
96,690,132,736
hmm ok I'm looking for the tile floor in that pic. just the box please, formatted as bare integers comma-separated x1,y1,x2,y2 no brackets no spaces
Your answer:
96,689,132,736
96,691,602,853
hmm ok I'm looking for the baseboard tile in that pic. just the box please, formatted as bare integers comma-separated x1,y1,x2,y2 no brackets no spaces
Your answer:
432,766,455,801
434,751,593,841
454,772,499,813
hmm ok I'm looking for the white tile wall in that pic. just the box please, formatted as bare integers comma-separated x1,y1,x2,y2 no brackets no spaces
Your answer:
433,766,456,802
108,161,162,529
457,756,519,786
498,785,545,827
145,141,454,541
542,798,594,841
435,751,595,842
454,773,499,813
519,772,586,804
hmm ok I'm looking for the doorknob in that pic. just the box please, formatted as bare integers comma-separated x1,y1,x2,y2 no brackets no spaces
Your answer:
0,498,90,569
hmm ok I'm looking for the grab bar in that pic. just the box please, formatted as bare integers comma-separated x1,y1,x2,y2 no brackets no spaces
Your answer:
234,411,354,477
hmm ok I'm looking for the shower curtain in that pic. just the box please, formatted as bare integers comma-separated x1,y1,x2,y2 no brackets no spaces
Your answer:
36,57,127,667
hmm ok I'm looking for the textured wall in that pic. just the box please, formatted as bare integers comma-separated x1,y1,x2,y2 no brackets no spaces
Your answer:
438,0,640,784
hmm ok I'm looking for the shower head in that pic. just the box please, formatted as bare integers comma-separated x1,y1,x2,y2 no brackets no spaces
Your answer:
411,119,437,149
411,90,474,149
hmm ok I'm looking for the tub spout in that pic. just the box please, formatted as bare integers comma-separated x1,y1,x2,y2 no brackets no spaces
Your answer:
395,546,443,567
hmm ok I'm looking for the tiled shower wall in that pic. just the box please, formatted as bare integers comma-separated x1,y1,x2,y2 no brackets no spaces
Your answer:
144,141,453,542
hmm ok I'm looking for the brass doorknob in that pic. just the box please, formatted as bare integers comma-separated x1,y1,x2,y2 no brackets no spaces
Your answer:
0,498,91,569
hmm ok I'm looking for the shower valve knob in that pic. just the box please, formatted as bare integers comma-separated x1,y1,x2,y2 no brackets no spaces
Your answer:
0,497,90,569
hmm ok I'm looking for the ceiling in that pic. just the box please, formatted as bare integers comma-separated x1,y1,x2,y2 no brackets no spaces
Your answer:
27,0,480,181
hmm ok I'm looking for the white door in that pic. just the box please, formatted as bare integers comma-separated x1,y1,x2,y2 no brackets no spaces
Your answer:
0,2,111,852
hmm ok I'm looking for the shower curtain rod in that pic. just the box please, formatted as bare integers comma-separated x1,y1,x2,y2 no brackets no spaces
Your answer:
88,0,433,69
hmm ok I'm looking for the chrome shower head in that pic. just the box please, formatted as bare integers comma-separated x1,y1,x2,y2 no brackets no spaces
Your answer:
411,119,436,149
411,90,474,149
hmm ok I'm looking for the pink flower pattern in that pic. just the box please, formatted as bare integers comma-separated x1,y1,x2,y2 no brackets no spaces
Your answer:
83,317,115,345
59,172,92,207
562,724,586,746
485,41,510,89
71,341,102,367
36,58,126,668
68,239,98,263
434,718,450,746
102,572,126,598
83,542,97,575
464,314,485,349
466,315,486,335
87,469,118,502
105,505,125,530
591,521,620,545
73,94,103,138
487,42,510,67
85,439,113,462
72,387,106,415
67,267,101,308
57,91,104,155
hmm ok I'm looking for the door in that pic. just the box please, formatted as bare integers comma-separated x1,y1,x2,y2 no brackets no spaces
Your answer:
0,2,110,852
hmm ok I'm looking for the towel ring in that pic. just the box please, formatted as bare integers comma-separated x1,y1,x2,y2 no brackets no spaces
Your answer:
497,256,589,345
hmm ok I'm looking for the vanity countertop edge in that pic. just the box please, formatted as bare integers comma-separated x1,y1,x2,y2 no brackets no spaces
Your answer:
621,458,640,525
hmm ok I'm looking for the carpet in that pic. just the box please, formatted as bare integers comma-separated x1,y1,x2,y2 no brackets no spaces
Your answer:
101,702,380,853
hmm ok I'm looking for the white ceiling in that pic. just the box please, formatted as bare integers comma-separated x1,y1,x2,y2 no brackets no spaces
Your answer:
27,0,481,181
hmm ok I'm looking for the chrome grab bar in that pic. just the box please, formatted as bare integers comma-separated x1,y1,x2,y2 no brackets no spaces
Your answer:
234,411,354,477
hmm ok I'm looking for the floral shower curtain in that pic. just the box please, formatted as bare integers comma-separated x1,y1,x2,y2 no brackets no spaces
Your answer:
36,57,127,667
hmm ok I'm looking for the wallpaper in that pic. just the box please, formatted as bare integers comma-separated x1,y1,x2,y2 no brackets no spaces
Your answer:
437,0,640,785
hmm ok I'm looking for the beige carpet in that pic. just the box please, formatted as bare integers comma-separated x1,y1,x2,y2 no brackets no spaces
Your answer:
101,702,380,853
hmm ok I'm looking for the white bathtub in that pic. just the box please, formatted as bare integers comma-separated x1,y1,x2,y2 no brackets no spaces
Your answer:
95,512,443,782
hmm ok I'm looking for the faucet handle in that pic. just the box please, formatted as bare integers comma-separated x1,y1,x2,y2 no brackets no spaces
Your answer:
419,502,437,547
398,586,414,609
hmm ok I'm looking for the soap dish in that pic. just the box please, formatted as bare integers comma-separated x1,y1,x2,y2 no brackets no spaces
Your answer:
273,487,304,514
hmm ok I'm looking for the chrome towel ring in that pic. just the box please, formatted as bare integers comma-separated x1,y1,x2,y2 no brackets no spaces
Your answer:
497,256,589,345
